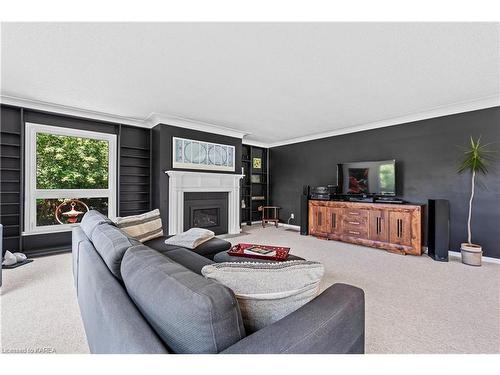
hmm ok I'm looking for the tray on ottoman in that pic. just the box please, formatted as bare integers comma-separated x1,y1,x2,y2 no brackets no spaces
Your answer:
214,243,305,263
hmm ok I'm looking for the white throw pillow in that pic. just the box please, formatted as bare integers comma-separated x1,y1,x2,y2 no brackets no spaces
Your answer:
114,209,163,243
201,260,324,333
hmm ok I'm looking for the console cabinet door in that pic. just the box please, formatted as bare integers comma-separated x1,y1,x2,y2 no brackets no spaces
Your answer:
388,211,412,246
327,207,342,235
369,210,388,242
309,204,328,235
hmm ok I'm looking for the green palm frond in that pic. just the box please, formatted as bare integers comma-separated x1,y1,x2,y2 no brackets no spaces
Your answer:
457,136,496,175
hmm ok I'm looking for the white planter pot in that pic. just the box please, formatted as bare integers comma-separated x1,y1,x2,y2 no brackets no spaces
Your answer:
461,243,482,266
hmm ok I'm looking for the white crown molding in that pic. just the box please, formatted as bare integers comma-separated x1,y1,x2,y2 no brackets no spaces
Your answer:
2,94,498,146
242,139,270,148
147,112,248,139
0,94,150,128
0,95,249,138
267,95,500,148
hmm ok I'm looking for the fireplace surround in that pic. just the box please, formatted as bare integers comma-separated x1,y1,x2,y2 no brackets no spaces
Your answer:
166,170,244,235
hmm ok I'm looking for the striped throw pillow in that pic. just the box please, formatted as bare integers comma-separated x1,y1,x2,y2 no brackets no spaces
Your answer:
115,209,164,242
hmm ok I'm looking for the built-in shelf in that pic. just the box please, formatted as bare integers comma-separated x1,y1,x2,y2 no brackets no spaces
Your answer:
0,143,21,147
118,126,152,217
240,144,269,225
121,154,150,160
1,108,23,253
121,145,149,151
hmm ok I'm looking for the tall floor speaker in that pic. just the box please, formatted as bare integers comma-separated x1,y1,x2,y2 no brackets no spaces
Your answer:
428,199,450,262
300,185,310,235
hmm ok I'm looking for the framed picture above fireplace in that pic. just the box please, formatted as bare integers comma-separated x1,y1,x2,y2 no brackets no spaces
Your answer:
172,137,235,172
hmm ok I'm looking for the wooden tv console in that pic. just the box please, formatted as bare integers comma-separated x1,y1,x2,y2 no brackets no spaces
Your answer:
308,200,424,255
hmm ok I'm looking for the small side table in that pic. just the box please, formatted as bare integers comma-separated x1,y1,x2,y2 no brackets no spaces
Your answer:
259,206,280,228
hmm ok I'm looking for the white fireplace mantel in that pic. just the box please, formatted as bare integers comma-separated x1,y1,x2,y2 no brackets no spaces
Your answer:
166,170,244,235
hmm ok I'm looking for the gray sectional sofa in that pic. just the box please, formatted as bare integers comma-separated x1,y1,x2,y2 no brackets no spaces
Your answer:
72,211,365,354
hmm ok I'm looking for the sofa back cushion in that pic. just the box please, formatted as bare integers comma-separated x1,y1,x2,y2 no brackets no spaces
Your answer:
201,261,324,333
80,210,114,238
91,223,140,280
121,245,246,353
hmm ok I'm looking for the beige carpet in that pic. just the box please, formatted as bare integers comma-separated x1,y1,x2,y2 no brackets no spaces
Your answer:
2,225,499,354
1,253,89,354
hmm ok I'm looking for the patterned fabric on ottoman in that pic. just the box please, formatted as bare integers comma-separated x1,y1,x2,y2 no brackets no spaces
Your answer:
202,260,324,333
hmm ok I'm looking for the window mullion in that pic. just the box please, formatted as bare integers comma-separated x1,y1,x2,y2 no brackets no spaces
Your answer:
34,189,112,199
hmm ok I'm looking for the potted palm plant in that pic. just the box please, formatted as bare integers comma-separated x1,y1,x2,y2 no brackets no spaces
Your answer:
458,136,494,266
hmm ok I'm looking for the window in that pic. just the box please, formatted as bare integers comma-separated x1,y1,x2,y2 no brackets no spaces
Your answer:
24,123,117,234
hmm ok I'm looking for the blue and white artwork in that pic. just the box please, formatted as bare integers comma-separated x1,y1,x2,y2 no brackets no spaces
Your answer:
172,137,236,171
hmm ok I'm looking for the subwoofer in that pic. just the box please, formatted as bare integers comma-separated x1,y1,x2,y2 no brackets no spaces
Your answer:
427,199,450,261
300,185,310,235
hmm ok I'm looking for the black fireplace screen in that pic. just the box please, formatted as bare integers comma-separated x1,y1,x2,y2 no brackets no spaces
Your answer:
192,208,219,228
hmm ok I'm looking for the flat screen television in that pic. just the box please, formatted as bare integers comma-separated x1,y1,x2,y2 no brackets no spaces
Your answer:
337,160,396,196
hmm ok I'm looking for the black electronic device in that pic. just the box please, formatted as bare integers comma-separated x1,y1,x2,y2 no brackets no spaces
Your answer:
374,197,405,204
337,160,396,196
310,193,331,200
310,185,338,201
348,195,375,203
300,185,310,235
428,199,450,262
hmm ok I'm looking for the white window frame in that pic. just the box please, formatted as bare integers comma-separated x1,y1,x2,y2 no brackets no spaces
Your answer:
24,123,117,235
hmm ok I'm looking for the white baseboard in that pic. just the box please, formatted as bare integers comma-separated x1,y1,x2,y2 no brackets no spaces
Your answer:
422,246,499,264
279,223,301,231
241,221,263,226
448,251,500,264
241,221,301,230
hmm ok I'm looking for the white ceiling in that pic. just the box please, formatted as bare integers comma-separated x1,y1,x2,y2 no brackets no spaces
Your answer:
1,22,499,146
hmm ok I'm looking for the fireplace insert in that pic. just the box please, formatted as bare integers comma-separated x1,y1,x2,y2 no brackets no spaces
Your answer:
183,192,228,235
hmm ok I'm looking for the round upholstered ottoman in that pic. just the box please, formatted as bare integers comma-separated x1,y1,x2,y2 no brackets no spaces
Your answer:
213,251,305,264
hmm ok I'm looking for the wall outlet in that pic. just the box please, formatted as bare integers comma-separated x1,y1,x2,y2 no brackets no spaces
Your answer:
290,213,295,219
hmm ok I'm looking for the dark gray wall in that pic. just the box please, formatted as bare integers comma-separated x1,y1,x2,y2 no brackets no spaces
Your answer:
151,124,242,232
270,107,500,258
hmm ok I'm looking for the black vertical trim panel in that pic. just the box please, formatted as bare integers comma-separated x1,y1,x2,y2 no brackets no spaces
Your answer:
149,129,153,211
117,124,122,216
19,108,24,250
267,146,270,207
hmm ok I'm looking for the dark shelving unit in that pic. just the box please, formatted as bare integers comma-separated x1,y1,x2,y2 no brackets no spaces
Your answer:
118,125,152,217
240,144,269,225
0,106,23,252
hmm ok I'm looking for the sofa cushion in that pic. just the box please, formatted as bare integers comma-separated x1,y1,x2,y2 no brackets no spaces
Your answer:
142,236,183,253
162,248,215,275
144,235,231,260
121,245,246,353
201,261,324,333
80,210,114,238
91,223,140,280
115,209,164,243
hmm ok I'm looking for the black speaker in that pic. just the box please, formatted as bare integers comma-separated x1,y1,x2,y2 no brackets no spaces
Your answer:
300,185,310,235
427,199,450,261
